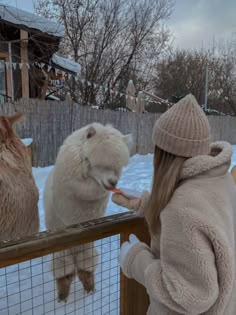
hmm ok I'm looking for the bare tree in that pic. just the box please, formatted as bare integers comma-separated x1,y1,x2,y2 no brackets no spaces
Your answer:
154,43,236,115
35,0,173,106
153,49,209,104
207,39,236,115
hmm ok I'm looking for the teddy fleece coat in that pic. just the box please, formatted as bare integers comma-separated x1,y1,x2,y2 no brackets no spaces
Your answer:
122,142,236,315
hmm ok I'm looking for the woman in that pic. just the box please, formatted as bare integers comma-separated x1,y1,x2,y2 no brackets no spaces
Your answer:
112,94,236,314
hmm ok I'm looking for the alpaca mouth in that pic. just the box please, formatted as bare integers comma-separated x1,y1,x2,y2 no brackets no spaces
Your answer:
103,184,113,191
103,184,120,193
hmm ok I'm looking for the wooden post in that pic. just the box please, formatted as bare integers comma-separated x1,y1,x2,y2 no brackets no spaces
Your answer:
40,76,49,99
27,143,33,167
20,29,29,98
126,80,136,112
8,43,14,101
120,218,150,315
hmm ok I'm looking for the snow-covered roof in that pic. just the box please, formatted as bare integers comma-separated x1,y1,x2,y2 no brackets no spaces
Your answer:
0,5,64,38
52,54,81,75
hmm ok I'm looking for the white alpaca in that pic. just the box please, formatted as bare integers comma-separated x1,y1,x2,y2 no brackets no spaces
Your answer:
44,123,132,301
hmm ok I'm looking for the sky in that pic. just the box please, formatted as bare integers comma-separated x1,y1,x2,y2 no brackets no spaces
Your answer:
1,0,236,50
169,0,236,50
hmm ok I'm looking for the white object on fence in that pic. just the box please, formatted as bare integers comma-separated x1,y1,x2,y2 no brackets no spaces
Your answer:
126,81,146,112
126,80,136,112
137,91,146,113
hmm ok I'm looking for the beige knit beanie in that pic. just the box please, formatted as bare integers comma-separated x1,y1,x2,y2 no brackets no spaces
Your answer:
152,94,211,157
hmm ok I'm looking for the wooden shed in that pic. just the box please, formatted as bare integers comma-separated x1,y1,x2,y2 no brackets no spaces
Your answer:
0,5,80,103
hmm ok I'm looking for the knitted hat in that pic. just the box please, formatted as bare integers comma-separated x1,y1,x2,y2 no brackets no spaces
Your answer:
152,94,211,157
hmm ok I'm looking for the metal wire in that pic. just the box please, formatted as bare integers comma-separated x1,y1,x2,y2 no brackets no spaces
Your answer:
0,235,120,315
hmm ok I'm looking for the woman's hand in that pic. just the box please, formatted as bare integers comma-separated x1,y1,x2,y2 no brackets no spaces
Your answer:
119,234,140,268
231,165,236,184
112,193,141,209
112,191,150,217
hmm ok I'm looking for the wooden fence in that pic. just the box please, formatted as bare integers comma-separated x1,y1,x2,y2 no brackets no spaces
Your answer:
0,212,150,315
1,98,236,166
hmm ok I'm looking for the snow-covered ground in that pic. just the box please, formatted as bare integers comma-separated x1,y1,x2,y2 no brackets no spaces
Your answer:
35,146,236,231
0,147,236,315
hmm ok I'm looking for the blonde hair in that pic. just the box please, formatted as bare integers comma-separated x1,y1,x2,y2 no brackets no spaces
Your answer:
146,146,187,235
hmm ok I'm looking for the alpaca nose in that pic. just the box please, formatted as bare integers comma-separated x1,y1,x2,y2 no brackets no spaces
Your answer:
108,179,117,188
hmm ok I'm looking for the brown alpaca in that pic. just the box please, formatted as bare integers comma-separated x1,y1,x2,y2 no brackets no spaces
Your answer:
0,113,39,241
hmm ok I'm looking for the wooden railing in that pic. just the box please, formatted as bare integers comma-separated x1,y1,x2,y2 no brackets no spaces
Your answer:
0,211,150,315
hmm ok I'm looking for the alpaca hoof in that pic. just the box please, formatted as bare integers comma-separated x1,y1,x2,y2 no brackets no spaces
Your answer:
84,278,95,294
58,296,67,303
56,273,74,303
78,270,95,293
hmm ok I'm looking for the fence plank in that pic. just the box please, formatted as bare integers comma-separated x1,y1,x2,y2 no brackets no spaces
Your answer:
120,218,150,315
1,99,236,166
0,212,142,268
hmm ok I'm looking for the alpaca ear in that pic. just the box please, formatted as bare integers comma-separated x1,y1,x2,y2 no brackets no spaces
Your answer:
86,126,96,139
6,112,24,125
123,134,133,152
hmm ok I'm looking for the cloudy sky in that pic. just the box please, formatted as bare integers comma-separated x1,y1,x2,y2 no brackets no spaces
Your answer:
169,0,236,49
1,0,236,50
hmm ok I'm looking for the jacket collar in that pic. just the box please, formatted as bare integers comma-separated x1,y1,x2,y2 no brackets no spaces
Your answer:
180,141,232,180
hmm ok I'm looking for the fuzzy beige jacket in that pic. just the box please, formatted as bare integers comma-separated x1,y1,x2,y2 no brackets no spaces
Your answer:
123,142,236,315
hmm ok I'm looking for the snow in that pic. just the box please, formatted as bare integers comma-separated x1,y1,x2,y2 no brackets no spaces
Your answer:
0,5,64,37
21,138,33,147
0,147,235,314
47,95,61,101
52,54,81,75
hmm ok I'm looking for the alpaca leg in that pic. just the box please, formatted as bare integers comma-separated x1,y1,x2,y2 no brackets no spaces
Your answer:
56,273,74,302
52,250,75,302
77,269,95,293
75,242,98,294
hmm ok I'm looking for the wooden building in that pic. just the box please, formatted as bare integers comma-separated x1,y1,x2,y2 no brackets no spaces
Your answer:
0,5,80,103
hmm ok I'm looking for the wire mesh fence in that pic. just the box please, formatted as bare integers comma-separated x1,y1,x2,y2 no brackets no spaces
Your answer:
0,235,120,315
0,212,149,315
